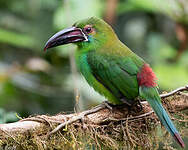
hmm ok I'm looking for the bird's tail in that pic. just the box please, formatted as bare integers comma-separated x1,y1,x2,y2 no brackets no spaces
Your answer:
139,87,185,148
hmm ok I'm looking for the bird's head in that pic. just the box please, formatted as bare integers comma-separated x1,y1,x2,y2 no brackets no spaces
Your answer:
44,17,117,51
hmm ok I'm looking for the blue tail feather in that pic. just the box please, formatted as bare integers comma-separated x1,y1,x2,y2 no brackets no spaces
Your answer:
139,87,185,148
150,99,178,134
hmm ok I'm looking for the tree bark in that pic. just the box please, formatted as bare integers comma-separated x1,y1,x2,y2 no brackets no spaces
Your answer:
0,86,188,149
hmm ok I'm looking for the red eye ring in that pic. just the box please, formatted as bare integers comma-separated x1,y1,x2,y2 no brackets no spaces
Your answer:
83,25,93,34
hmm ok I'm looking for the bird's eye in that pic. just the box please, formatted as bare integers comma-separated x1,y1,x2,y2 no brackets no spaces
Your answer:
85,27,91,33
83,26,93,34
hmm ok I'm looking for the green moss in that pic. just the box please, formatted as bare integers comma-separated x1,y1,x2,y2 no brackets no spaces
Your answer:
0,96,187,149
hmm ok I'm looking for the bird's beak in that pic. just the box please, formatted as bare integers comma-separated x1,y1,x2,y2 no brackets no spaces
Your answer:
44,27,88,51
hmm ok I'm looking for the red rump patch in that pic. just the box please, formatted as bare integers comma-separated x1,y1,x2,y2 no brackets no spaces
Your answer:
137,64,157,87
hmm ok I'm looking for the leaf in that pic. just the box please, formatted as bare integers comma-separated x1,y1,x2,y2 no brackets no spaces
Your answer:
0,28,35,48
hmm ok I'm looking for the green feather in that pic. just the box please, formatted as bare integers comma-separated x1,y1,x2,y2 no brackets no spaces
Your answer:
76,51,121,104
86,50,140,103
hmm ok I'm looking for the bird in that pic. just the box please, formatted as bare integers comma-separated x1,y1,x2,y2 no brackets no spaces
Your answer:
44,17,185,148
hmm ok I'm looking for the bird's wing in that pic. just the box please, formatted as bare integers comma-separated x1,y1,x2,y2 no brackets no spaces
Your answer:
87,51,139,101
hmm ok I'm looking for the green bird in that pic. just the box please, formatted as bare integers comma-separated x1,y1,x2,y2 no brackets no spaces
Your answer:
44,17,185,148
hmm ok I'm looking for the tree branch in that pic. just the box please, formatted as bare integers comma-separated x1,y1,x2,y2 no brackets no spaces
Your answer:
160,85,188,98
0,86,188,149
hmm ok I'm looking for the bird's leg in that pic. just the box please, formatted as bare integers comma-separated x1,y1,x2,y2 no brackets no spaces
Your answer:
120,98,132,107
101,100,114,110
131,98,143,113
120,97,143,113
101,100,135,112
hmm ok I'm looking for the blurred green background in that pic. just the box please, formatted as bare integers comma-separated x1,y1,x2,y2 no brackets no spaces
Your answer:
0,0,187,124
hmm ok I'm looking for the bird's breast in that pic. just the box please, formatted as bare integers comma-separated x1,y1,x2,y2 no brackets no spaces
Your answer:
75,52,122,104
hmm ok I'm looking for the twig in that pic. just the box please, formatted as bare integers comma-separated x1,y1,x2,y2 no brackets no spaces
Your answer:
21,116,47,123
128,111,154,121
48,103,106,136
179,92,188,97
124,118,136,147
103,110,154,123
64,0,80,113
1,129,19,144
160,85,188,98
172,117,188,123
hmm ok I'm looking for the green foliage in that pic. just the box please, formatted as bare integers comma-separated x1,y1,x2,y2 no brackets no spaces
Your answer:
0,0,104,119
0,28,35,48
54,0,103,29
155,64,188,89
118,0,188,23
147,33,188,89
0,108,18,123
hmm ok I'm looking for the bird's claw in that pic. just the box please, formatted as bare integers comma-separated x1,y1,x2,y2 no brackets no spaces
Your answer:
102,101,113,110
132,99,143,113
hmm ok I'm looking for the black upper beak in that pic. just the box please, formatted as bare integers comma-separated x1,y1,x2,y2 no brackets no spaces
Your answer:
44,27,87,51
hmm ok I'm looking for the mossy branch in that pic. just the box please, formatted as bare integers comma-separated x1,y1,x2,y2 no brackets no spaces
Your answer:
0,86,188,149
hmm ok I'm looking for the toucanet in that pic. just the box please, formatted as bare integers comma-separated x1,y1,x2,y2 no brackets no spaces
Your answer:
44,17,185,148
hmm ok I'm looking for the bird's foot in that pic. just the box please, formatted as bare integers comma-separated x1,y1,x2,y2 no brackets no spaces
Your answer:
102,101,114,110
120,98,133,107
131,99,143,113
